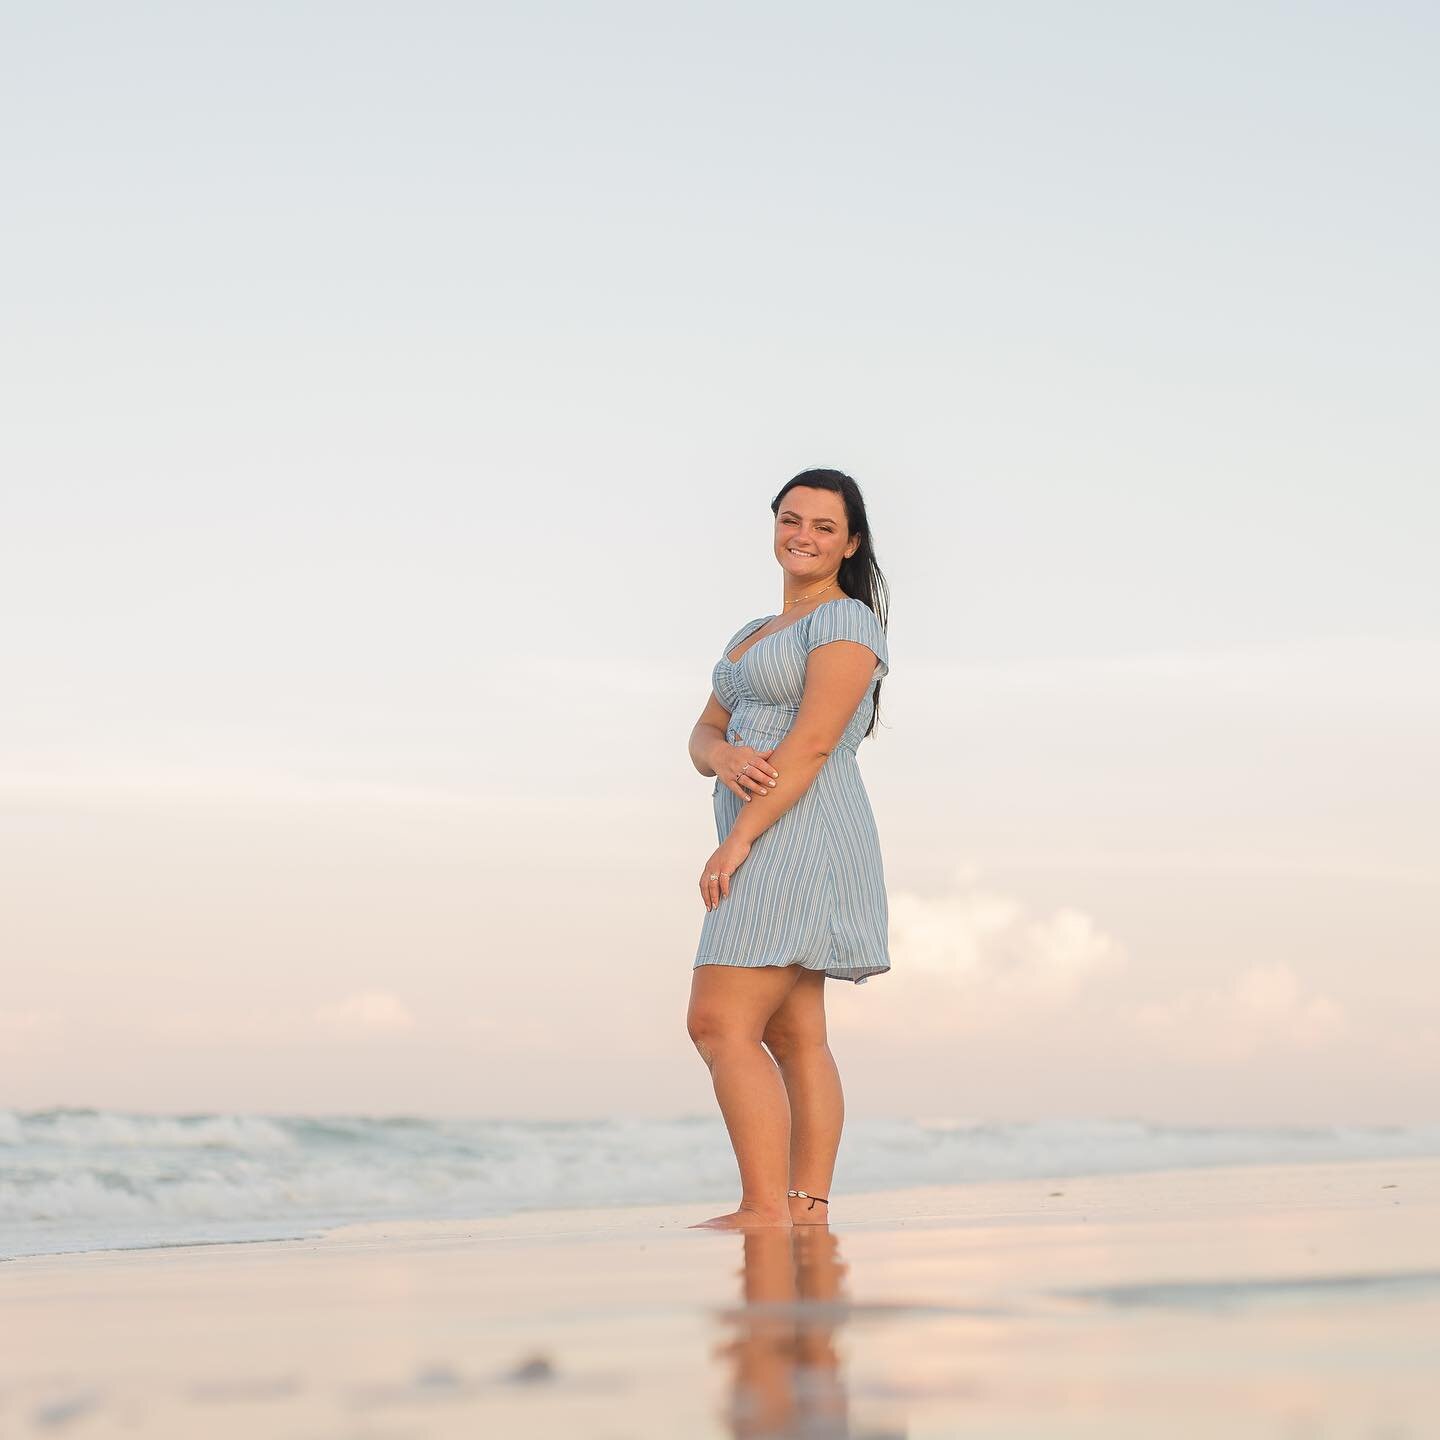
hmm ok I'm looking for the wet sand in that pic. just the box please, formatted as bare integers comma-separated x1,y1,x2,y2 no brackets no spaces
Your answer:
4,1155,1439,1437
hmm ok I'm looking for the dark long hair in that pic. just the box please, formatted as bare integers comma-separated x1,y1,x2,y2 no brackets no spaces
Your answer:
771,468,890,739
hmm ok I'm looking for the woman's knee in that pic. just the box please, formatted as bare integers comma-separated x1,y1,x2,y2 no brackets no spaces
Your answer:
686,1005,755,1064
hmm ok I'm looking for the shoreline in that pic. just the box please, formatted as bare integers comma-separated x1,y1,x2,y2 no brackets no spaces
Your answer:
9,1144,1440,1264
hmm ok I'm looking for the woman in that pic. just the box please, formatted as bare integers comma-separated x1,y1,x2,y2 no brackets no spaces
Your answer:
686,468,891,1230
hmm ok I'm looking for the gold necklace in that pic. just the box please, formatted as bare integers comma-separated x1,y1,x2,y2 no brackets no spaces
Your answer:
782,578,837,609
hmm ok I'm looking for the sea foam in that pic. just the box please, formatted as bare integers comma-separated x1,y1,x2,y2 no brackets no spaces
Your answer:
4,1108,1438,1259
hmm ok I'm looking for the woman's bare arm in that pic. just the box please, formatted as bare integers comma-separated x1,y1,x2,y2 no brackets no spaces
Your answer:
688,691,732,777
726,640,879,845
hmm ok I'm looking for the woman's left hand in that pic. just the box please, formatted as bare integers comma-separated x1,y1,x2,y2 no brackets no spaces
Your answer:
700,836,751,911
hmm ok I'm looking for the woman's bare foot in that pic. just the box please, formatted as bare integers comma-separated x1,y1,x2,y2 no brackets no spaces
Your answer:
689,1205,793,1230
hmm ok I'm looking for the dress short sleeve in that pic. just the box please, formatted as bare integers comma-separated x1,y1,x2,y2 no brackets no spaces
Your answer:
803,598,889,680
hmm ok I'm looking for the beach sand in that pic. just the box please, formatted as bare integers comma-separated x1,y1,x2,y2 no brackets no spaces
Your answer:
4,1155,1438,1437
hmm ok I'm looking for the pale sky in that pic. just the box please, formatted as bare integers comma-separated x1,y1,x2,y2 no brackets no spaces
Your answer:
2,2,1436,1124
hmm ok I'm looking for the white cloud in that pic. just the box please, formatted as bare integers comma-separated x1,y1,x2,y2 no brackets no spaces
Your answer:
886,864,1127,1003
841,870,1350,1061
829,866,1130,1039
313,990,417,1035
1127,962,1349,1061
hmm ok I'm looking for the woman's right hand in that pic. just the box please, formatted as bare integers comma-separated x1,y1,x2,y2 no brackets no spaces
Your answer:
714,733,779,802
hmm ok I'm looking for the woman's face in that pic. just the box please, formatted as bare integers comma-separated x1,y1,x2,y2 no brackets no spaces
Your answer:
772,486,859,583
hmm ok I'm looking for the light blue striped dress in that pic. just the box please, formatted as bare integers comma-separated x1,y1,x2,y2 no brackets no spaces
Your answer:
694,596,891,985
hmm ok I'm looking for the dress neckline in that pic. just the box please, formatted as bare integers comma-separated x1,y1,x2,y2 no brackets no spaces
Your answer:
722,596,853,666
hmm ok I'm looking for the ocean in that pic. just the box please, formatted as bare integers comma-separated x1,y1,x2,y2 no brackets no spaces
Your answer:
5,1107,1438,1260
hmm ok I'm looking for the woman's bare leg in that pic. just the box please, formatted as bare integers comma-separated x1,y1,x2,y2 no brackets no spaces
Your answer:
761,970,843,1224
687,963,807,1229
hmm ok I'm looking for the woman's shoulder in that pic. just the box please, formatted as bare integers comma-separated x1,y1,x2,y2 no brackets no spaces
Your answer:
807,595,883,628
803,595,888,662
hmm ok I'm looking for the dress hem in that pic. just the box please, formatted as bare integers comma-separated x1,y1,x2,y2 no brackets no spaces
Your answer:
693,955,889,986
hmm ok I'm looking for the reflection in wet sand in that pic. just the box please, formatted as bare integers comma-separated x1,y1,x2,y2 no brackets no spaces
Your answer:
712,1226,905,1439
